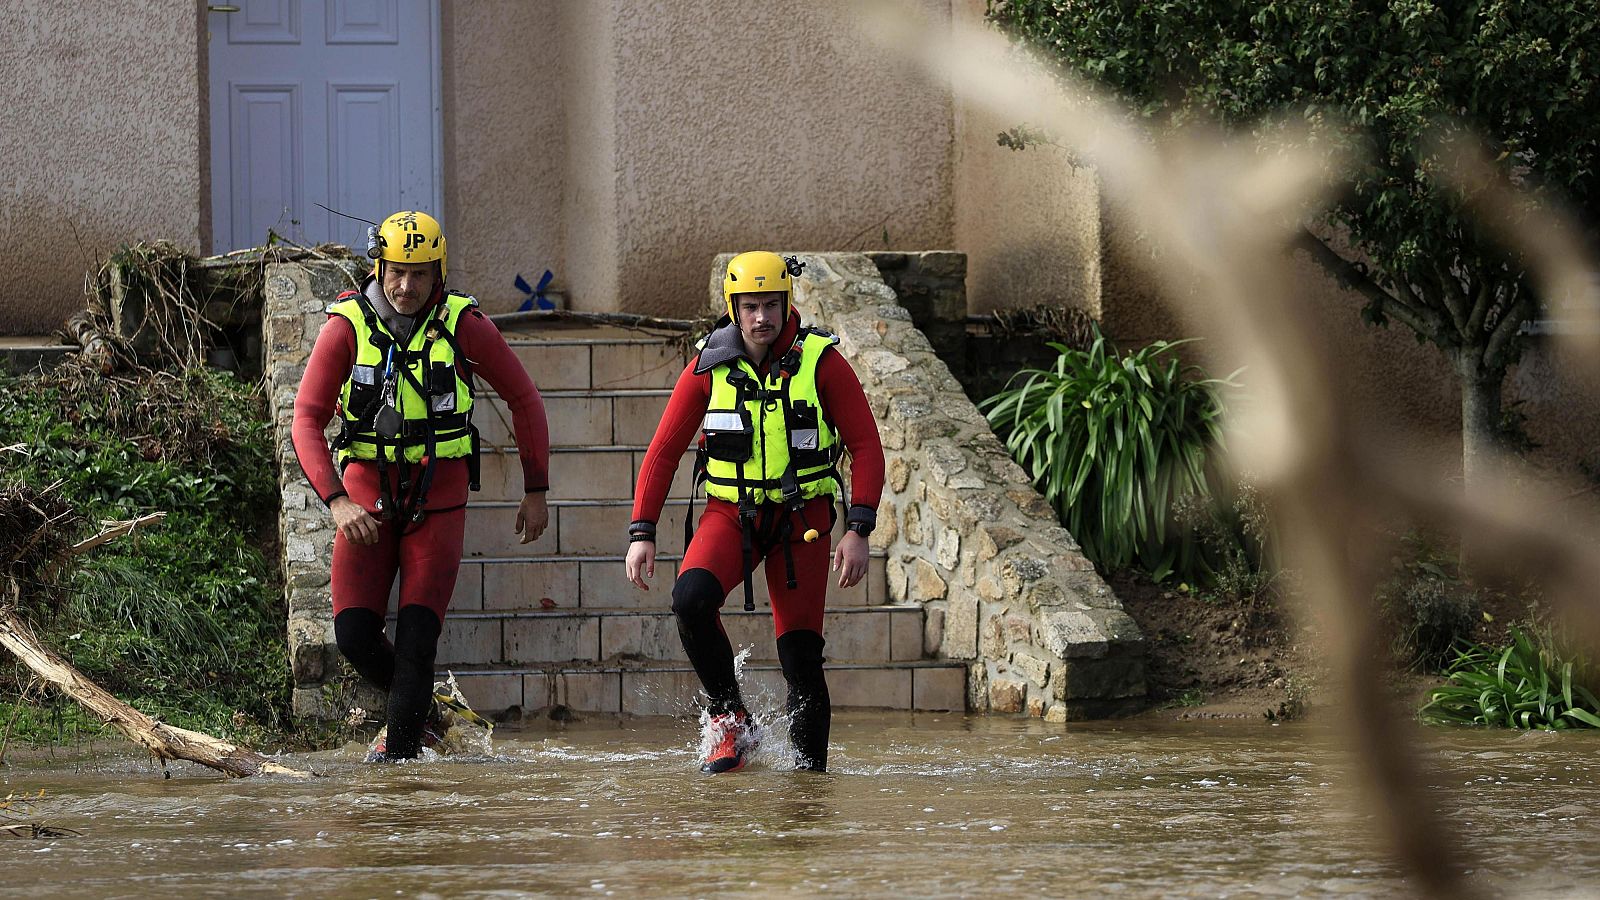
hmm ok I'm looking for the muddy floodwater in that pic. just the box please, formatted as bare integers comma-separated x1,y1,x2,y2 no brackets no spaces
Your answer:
3,712,1597,897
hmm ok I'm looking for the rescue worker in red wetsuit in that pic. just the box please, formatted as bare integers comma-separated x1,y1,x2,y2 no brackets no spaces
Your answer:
625,251,885,773
293,211,551,761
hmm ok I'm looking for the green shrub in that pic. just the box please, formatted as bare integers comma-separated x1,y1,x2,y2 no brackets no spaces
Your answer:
1377,533,1481,671
1421,626,1600,730
1385,577,1481,672
980,330,1237,583
0,364,289,743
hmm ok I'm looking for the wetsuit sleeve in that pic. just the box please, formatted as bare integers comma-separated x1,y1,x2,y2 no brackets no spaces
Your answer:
631,360,710,525
292,316,357,506
817,349,885,508
457,309,551,492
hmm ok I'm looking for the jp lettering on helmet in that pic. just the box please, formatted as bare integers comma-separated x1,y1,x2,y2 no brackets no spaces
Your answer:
372,210,447,282
722,251,805,320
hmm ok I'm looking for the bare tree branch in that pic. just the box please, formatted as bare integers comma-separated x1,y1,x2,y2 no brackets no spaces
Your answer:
1485,291,1535,372
1292,229,1443,339
1428,257,1471,333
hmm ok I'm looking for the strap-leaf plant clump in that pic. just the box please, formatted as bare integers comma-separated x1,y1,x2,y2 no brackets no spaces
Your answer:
981,328,1233,584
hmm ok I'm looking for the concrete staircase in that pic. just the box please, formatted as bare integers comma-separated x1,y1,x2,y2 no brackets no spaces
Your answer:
410,321,966,716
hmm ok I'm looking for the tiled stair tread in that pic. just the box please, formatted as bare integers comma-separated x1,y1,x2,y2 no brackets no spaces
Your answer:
401,604,921,621
510,444,673,453
482,388,675,399
500,334,685,346
438,656,960,669
444,662,967,713
460,550,887,563
469,498,698,509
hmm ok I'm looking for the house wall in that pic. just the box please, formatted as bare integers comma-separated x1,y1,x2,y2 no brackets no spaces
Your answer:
588,0,958,317
0,2,207,334
949,0,1102,317
439,0,566,309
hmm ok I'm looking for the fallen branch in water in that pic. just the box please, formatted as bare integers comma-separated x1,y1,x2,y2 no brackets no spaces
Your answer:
0,489,313,779
0,594,312,779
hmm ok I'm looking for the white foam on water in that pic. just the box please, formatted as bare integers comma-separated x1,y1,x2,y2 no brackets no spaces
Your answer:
691,645,805,770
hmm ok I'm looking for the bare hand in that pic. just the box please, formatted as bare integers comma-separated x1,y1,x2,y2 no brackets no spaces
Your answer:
833,531,868,589
626,540,656,590
517,492,550,544
331,496,380,545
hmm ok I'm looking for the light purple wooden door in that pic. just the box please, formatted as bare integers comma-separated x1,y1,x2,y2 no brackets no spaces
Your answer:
208,0,441,253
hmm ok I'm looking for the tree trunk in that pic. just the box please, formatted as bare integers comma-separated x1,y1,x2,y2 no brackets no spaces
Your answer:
1457,351,1504,495
1457,352,1506,570
0,596,314,779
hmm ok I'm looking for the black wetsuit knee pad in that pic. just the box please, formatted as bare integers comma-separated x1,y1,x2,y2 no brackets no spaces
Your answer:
777,630,827,686
671,567,725,619
393,605,442,664
334,607,386,657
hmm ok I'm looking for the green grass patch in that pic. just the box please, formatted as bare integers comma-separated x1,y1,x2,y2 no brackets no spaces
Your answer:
0,362,291,748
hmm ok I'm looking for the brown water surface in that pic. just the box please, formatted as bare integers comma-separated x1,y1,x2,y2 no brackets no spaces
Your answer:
2,713,1596,897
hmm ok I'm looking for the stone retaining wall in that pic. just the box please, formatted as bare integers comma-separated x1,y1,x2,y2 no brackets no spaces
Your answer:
262,260,371,718
713,253,1146,719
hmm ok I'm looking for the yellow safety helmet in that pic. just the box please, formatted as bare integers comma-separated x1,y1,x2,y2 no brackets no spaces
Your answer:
722,251,793,319
371,210,447,281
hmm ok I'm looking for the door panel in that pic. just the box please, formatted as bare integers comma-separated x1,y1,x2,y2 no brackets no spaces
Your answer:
327,0,400,44
230,85,302,248
328,84,399,229
209,0,438,253
228,0,301,44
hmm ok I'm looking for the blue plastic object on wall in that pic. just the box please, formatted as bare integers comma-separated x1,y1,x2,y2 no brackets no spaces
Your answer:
515,270,556,311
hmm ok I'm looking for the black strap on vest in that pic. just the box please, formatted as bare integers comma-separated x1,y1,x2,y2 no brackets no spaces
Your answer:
338,296,483,528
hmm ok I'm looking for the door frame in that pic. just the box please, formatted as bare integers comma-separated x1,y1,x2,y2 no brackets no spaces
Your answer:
201,0,445,253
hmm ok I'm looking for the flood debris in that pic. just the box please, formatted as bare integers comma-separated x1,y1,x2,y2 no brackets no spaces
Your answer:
0,483,313,779
0,791,80,840
64,239,359,377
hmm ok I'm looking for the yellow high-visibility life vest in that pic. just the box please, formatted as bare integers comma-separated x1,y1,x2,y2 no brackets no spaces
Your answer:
326,290,478,466
699,328,841,505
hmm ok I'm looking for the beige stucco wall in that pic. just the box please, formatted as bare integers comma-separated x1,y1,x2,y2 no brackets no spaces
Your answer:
950,0,1101,317
555,0,621,318
590,0,957,317
440,1,565,311
0,2,206,334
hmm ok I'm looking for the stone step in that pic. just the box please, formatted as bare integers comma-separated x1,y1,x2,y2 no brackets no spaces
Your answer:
502,334,687,392
397,604,930,669
475,445,695,503
475,389,674,450
441,660,968,716
462,496,697,557
0,337,71,375
443,551,890,610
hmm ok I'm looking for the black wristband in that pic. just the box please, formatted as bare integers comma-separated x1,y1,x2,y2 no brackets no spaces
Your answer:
323,489,349,506
845,504,876,537
628,520,657,543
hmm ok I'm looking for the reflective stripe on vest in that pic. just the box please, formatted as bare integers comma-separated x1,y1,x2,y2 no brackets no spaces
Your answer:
701,329,840,504
328,291,477,465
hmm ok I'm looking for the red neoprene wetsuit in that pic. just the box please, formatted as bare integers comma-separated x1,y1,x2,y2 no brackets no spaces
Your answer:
632,312,885,637
293,291,550,619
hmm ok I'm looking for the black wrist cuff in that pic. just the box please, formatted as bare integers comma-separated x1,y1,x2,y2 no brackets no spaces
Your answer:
323,489,349,507
628,520,657,543
525,486,549,494
845,504,876,537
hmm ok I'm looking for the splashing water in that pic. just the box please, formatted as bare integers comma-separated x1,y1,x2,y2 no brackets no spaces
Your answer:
364,672,495,761
693,646,795,769
431,672,496,757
